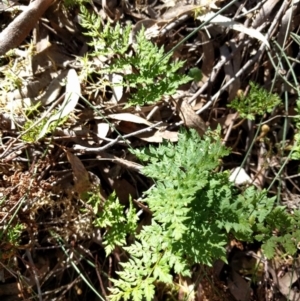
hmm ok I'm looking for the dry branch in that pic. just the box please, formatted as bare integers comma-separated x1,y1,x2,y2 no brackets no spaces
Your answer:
0,0,54,56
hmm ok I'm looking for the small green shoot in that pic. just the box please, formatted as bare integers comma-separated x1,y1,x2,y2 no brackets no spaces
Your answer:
107,128,300,301
21,110,68,142
87,191,138,255
228,82,281,120
188,67,202,81
79,6,192,106
0,222,25,260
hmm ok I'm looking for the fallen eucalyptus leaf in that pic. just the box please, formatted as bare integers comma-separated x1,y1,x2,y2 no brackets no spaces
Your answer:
38,69,81,140
108,113,154,126
198,12,270,48
175,99,207,137
66,150,90,195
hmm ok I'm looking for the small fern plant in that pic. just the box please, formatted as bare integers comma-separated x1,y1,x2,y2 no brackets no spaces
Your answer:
291,96,300,160
79,5,192,106
21,109,68,142
254,203,300,259
228,81,281,120
87,191,138,255
106,128,300,301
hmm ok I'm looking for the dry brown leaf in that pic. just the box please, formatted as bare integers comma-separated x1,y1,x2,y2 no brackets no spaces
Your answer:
108,113,154,126
116,121,144,135
178,275,196,301
34,25,50,52
277,3,296,47
31,44,73,73
212,113,237,129
116,119,178,142
160,4,198,21
175,99,207,136
102,0,119,20
4,71,52,103
137,129,178,142
221,45,240,101
199,31,214,82
252,0,280,28
269,259,300,301
132,19,159,40
228,41,241,101
0,282,21,296
106,177,137,205
277,271,300,300
65,150,91,195
227,269,252,301
46,1,78,43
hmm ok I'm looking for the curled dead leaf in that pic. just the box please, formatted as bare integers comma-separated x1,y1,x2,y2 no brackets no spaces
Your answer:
66,150,90,195
175,99,207,136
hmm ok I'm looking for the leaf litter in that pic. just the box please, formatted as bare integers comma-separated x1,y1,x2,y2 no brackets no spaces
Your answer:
0,0,300,300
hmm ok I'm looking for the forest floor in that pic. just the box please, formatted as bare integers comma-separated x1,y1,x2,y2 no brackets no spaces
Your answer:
1,0,300,300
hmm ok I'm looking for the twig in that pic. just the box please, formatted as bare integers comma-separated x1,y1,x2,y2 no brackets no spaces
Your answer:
0,0,54,56
72,121,164,152
96,152,143,173
222,112,239,145
95,254,108,300
25,249,43,301
187,1,288,123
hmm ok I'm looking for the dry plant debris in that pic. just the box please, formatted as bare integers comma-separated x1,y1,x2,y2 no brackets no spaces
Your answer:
1,0,300,300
